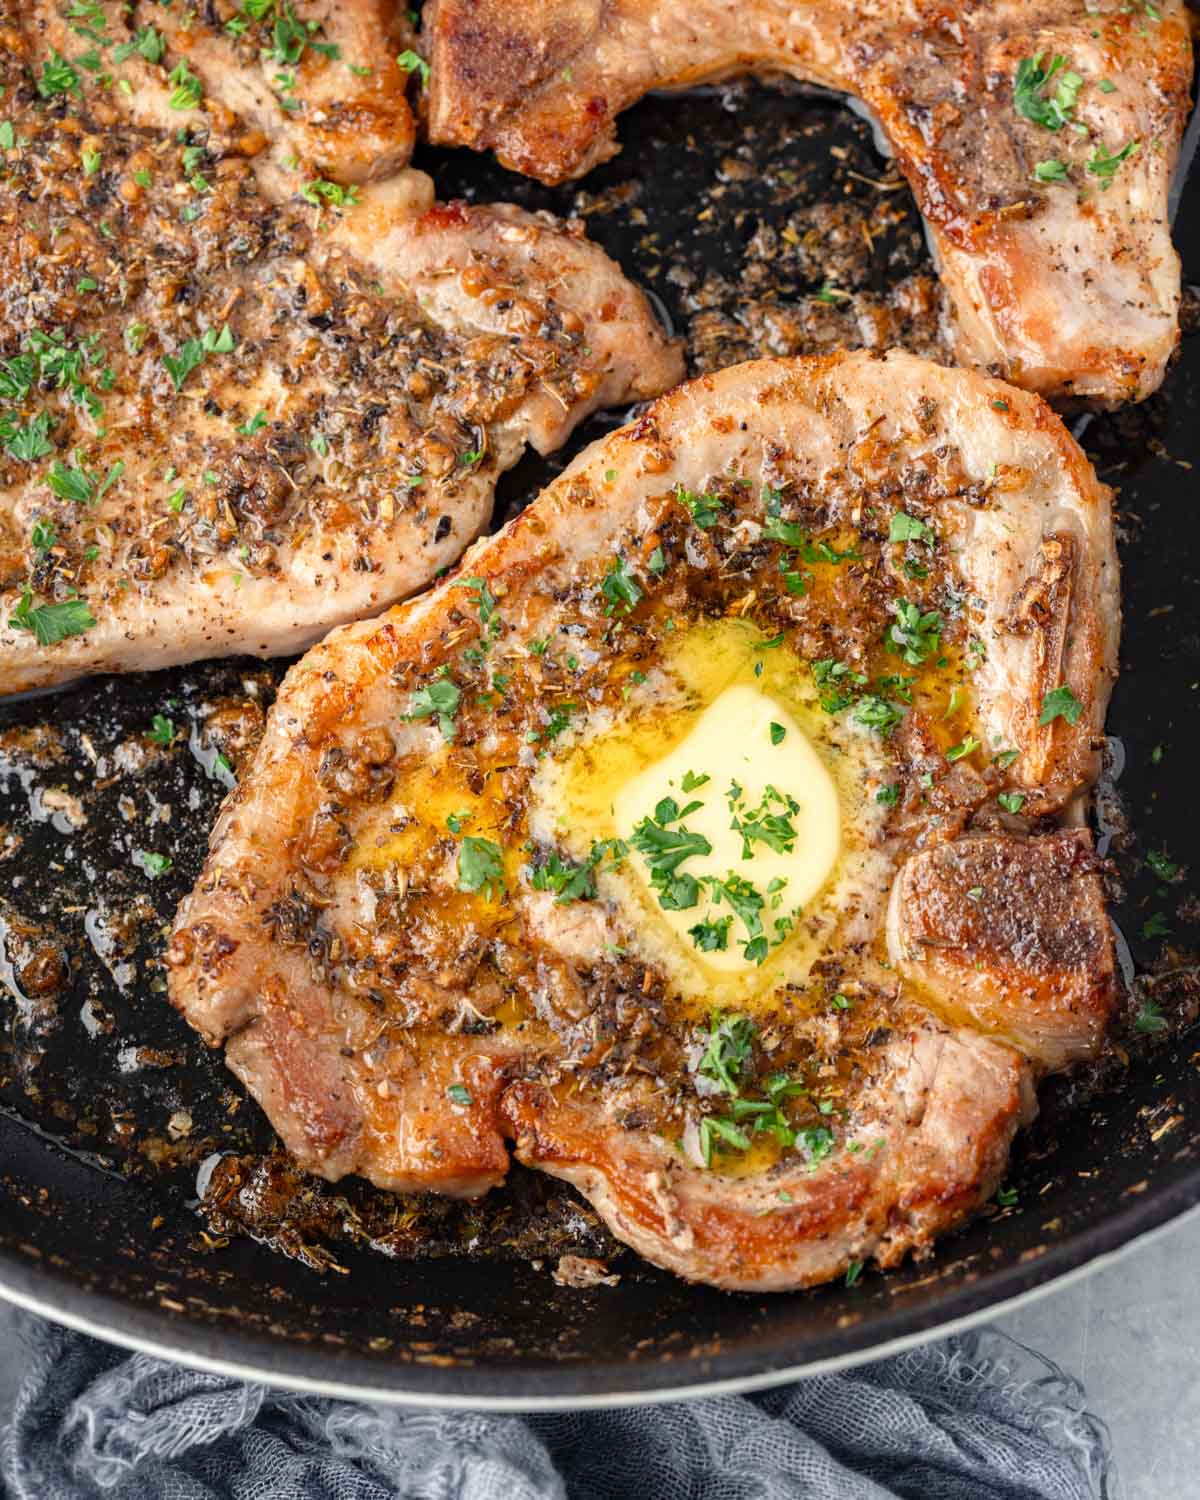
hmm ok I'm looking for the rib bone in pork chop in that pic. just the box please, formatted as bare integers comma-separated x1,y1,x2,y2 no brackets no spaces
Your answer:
0,18,681,694
424,0,1193,406
169,350,1119,1292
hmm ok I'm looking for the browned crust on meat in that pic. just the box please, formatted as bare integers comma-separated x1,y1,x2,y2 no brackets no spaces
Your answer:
889,829,1117,1068
503,1023,1035,1291
424,0,1192,404
168,350,1119,1290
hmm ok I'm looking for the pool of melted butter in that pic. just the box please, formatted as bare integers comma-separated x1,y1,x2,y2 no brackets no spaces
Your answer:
531,619,897,1015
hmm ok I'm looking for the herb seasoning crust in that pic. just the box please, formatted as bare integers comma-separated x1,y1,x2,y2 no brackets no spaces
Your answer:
0,10,682,692
169,350,1121,1292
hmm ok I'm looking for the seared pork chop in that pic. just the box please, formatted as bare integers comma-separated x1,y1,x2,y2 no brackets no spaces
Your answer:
0,27,681,694
169,350,1119,1292
425,0,1193,405
23,0,420,187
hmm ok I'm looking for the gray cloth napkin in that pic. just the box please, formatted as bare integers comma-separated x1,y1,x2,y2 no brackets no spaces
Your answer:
0,1314,1114,1499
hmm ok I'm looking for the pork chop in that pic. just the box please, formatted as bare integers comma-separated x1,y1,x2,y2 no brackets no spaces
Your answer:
168,349,1119,1292
424,0,1193,406
0,26,681,694
23,0,420,187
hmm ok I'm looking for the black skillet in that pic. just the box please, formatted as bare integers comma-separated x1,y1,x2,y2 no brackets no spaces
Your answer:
2,80,1200,1406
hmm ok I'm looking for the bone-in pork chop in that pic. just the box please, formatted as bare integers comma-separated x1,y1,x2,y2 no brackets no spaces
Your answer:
168,350,1119,1291
424,0,1193,406
0,26,681,694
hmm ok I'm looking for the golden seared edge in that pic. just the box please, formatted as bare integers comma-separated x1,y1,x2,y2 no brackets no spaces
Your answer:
425,0,1191,405
503,1023,1036,1292
888,830,1117,1073
169,350,1119,1292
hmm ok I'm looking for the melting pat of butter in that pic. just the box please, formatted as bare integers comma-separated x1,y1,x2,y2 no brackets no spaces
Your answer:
612,683,841,972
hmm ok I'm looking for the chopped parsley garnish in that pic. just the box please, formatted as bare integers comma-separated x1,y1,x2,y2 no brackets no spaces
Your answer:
1142,912,1170,941
1133,997,1168,1035
95,461,123,501
1087,140,1139,188
532,704,574,743
729,784,799,858
138,851,173,878
889,511,933,545
800,537,860,565
887,600,941,665
769,721,785,746
1146,850,1178,882
995,1185,1020,1208
4,410,54,463
704,872,768,963
795,1124,835,1165
630,802,712,911
445,810,471,834
406,676,460,740
238,410,268,437
1038,684,1083,726
264,1,340,64
530,850,597,905
47,459,95,505
396,48,430,85
457,835,505,900
763,517,806,547
147,714,175,746
697,1012,755,1096
698,1114,751,1163
8,591,94,645
876,783,900,806
945,735,980,763
113,24,166,63
691,1020,812,1167
681,770,710,792
446,1084,473,1106
1033,159,1069,183
300,178,361,210
675,484,724,529
600,555,643,616
167,60,204,111
688,915,733,952
997,791,1025,814
812,657,866,714
456,575,498,627
1013,54,1082,131
38,51,81,97
853,695,905,736
30,519,57,557
162,323,236,391
0,355,35,404
845,1260,864,1287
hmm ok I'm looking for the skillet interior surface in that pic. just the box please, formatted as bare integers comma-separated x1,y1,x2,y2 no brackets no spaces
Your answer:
2,82,1200,1404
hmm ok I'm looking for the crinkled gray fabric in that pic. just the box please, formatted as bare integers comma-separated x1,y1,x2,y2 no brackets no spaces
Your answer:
0,1314,1114,1499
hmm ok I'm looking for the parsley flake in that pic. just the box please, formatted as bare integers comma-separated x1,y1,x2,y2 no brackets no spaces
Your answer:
1038,684,1083,726
8,591,94,645
457,835,505,900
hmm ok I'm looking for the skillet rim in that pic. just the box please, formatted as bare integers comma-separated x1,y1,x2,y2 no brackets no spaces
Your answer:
0,1175,1197,1405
